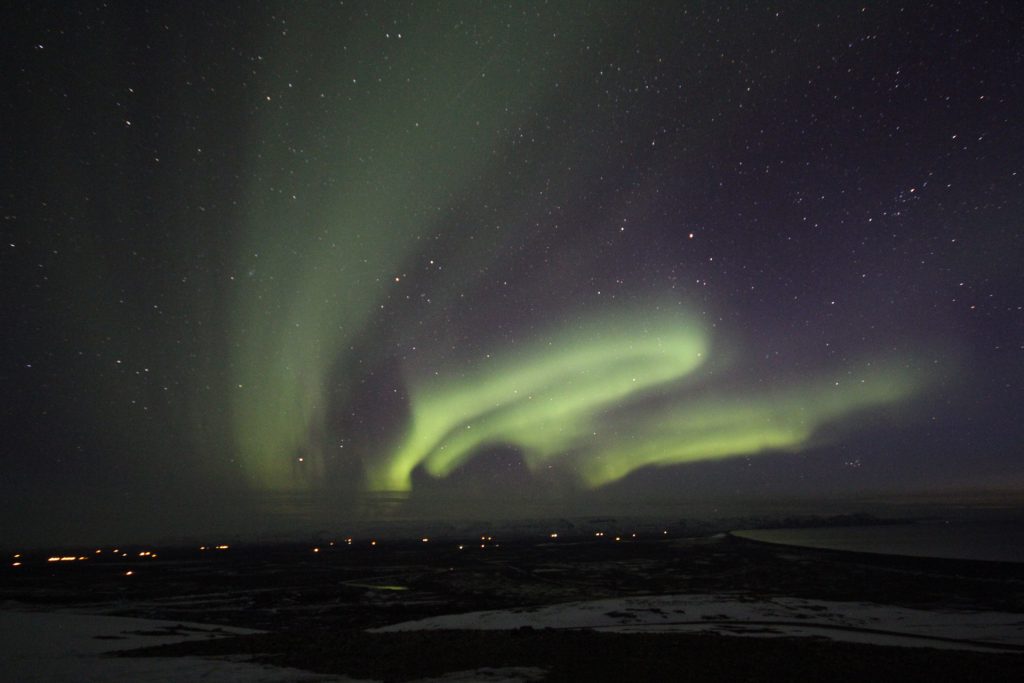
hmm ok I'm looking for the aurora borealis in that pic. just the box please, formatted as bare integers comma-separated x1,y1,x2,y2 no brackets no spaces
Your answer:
369,315,927,493
4,1,1023,543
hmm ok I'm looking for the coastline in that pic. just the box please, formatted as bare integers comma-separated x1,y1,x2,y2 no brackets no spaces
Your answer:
730,520,1024,564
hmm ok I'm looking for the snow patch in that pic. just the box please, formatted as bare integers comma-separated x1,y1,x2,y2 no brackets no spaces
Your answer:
373,594,1024,653
0,610,348,682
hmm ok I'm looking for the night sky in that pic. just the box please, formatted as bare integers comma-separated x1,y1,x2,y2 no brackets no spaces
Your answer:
4,1,1022,544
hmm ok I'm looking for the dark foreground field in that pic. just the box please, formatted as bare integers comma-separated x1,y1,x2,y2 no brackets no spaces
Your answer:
126,626,1024,682
4,527,1023,681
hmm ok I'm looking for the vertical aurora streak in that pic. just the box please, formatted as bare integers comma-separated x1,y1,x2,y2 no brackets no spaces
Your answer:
226,3,622,490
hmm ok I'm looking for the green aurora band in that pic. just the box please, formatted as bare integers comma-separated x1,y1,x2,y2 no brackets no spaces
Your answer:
223,4,934,496
567,362,924,488
368,313,709,491
370,313,925,491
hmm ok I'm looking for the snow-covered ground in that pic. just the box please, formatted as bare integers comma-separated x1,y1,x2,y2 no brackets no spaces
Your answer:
5,595,1020,681
0,609,551,682
0,610,349,682
373,594,1024,653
